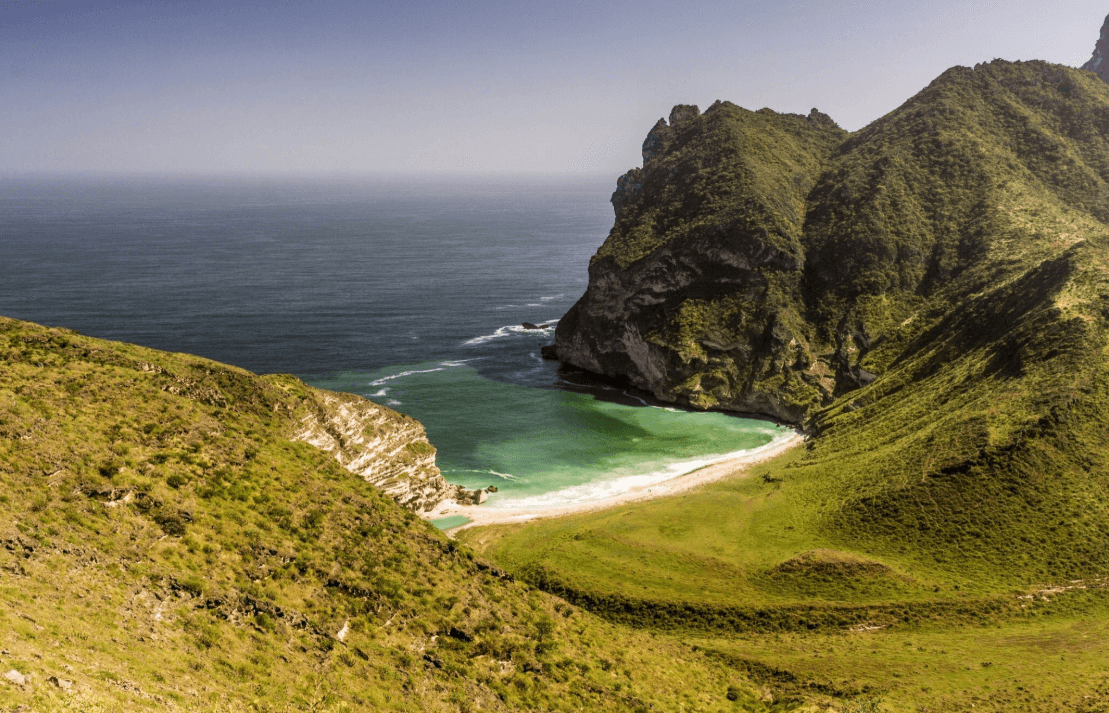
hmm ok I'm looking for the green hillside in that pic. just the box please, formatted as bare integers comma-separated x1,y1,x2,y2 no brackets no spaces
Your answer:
0,316,770,711
468,60,1109,711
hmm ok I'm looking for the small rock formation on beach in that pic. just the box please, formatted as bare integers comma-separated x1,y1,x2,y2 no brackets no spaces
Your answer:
1083,12,1109,82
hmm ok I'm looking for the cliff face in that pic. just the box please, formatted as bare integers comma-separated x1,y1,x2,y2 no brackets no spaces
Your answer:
556,61,1109,425
292,388,463,512
1083,13,1109,82
556,103,846,422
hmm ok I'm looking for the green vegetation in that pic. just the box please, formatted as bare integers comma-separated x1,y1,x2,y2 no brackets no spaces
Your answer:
471,60,1109,710
0,317,772,711
8,58,1109,710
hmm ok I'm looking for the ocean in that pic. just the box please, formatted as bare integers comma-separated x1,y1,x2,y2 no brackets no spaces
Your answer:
0,175,789,515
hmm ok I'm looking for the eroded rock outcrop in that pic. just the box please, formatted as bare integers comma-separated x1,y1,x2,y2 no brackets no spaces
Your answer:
292,388,477,512
1082,12,1109,82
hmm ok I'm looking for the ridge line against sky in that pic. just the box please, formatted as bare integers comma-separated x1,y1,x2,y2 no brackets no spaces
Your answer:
1,1,1107,175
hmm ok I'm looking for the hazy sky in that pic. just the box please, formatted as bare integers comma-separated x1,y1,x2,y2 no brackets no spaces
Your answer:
2,1,1106,175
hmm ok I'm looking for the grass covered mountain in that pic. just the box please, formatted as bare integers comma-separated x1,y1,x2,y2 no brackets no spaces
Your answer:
556,59,1109,421
0,317,771,711
467,59,1109,710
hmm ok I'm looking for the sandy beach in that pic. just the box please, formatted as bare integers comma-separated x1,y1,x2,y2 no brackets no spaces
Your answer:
425,430,804,532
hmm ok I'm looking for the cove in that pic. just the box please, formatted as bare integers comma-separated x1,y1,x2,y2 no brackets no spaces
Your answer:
309,361,790,510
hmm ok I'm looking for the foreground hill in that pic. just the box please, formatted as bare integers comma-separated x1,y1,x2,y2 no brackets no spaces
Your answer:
0,316,767,711
467,60,1109,711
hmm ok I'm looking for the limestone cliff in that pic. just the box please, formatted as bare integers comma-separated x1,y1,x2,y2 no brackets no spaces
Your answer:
1082,12,1109,82
292,388,477,512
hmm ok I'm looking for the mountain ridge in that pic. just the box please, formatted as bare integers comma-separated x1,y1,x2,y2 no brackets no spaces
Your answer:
555,59,1109,425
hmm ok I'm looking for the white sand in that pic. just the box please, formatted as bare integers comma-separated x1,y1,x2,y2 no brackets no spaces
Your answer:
425,431,804,533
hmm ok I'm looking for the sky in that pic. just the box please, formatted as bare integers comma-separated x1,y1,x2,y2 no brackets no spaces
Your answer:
1,0,1107,175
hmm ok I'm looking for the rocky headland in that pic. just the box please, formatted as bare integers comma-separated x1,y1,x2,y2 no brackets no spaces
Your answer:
555,60,1109,428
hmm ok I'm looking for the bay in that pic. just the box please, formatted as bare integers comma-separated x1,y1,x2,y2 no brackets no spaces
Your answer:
0,174,785,509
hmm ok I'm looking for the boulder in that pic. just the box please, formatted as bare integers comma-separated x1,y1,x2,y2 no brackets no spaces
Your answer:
454,488,490,506
48,675,72,691
540,344,559,360
521,322,547,330
3,669,26,686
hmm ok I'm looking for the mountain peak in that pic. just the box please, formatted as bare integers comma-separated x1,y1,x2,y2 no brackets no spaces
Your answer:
1082,12,1109,82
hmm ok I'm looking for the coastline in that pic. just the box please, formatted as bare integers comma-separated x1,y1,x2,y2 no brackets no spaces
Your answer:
425,430,805,533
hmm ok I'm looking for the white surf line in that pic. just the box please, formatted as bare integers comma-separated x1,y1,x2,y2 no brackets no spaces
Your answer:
463,318,561,346
425,429,805,531
369,367,446,386
484,432,793,511
445,468,520,481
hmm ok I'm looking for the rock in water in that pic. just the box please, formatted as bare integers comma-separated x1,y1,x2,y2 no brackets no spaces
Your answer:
1083,12,1109,82
540,344,559,360
521,322,547,330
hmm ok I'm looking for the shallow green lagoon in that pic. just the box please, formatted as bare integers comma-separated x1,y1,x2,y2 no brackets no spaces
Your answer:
310,362,790,511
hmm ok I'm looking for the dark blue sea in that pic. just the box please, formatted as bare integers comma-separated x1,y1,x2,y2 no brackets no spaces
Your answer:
0,175,788,512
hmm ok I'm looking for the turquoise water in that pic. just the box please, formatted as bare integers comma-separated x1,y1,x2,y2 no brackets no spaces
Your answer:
312,362,789,511
431,515,472,530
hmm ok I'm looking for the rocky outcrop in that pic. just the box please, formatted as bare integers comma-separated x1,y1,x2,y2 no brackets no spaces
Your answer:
556,101,846,422
292,388,480,512
1082,13,1109,82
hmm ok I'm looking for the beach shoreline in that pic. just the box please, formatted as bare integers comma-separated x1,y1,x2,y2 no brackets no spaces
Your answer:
424,430,805,533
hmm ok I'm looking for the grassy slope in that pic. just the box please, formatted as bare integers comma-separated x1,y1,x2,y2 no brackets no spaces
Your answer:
0,316,776,712
463,61,1109,712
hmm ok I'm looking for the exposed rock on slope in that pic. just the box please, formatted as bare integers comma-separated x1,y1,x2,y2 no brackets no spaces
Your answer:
556,61,1109,424
292,388,470,512
1083,12,1109,82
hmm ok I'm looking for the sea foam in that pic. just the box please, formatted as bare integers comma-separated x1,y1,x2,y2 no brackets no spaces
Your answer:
484,430,793,511
463,319,560,346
